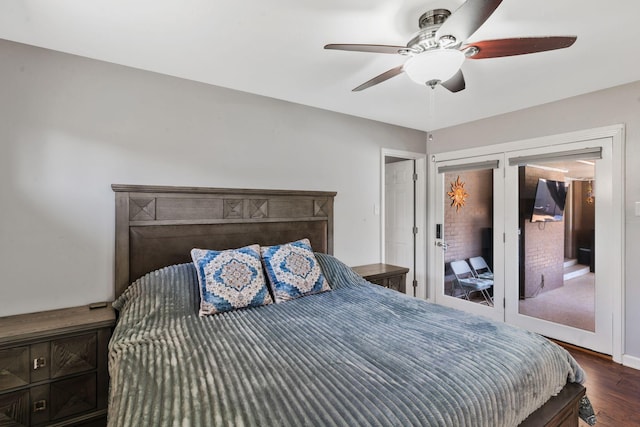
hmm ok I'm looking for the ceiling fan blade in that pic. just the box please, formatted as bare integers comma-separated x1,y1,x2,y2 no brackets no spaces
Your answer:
352,65,404,92
441,69,466,93
464,36,577,59
437,0,503,42
324,44,406,54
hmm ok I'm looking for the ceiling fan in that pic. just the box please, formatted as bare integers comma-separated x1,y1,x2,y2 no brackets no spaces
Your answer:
325,0,576,93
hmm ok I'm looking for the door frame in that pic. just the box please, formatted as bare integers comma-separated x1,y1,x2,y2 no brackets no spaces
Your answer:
427,124,625,363
381,148,427,299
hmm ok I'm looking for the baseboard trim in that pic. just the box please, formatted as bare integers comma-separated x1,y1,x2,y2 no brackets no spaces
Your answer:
551,339,612,361
622,354,640,370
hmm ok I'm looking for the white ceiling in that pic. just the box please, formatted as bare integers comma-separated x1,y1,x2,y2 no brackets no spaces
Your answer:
2,0,639,131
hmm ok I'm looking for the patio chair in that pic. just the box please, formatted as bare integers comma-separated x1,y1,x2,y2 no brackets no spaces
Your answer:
450,259,493,306
469,256,494,280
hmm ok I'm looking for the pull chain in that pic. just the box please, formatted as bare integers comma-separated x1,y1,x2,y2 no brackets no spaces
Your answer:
427,86,436,140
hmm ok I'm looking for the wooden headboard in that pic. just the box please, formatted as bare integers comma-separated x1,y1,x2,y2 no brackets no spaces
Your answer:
112,185,336,298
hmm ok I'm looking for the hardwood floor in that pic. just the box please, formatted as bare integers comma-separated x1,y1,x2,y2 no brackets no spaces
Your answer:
561,345,640,426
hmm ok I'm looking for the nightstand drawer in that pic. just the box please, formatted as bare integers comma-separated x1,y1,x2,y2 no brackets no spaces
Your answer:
0,389,30,424
51,333,97,378
1,332,97,394
50,373,97,420
0,346,30,391
0,374,98,425
370,275,404,292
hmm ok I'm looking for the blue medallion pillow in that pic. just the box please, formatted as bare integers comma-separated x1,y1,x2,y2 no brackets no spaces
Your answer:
191,245,273,316
260,238,331,303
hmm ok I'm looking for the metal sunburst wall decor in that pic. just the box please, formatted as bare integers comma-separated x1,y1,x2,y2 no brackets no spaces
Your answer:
448,176,469,212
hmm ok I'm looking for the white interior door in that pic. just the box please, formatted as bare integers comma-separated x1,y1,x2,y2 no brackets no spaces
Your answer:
431,154,504,321
504,139,615,355
385,160,414,291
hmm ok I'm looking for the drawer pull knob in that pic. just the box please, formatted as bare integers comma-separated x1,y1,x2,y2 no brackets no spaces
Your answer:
33,357,46,370
33,399,47,412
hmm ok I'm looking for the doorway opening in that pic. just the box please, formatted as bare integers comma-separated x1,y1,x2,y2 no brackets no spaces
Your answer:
381,149,426,299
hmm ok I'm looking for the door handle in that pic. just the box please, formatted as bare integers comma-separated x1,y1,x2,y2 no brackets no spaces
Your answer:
436,241,448,251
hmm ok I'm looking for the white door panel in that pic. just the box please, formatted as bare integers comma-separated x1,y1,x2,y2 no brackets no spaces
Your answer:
385,160,414,293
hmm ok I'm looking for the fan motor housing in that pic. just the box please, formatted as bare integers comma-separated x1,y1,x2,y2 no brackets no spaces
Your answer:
419,9,451,29
404,9,458,54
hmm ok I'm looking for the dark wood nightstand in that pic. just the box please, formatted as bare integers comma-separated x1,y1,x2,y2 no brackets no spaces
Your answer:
0,304,115,426
352,263,410,293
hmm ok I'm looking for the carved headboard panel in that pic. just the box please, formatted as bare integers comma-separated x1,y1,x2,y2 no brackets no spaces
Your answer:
113,185,336,299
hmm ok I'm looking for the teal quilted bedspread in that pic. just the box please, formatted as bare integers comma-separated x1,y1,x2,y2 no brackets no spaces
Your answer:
108,253,590,426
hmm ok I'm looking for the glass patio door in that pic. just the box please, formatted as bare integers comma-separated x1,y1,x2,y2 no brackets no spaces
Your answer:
504,139,614,354
432,154,504,321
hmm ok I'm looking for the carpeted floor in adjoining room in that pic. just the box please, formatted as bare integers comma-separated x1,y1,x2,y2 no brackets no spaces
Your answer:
519,273,595,331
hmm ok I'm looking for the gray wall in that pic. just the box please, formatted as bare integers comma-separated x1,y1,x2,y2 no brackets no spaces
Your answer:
430,80,640,360
0,39,426,316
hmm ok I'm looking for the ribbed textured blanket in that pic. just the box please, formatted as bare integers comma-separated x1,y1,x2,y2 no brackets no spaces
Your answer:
109,254,588,427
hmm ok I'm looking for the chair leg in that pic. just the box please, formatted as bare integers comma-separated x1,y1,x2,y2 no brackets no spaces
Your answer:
457,283,493,306
455,281,471,300
481,289,493,306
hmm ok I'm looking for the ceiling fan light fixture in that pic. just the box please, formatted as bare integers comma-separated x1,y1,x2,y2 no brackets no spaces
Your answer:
326,2,577,93
404,49,465,86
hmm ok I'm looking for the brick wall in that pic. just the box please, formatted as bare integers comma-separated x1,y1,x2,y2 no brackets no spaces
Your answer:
520,167,565,297
444,169,493,265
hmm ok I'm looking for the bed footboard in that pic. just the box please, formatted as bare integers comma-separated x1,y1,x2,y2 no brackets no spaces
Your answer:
519,382,585,427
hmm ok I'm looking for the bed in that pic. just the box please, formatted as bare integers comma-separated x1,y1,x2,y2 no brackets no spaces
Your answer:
109,184,594,426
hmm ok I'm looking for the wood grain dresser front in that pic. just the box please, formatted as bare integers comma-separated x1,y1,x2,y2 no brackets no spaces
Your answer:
0,305,115,426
